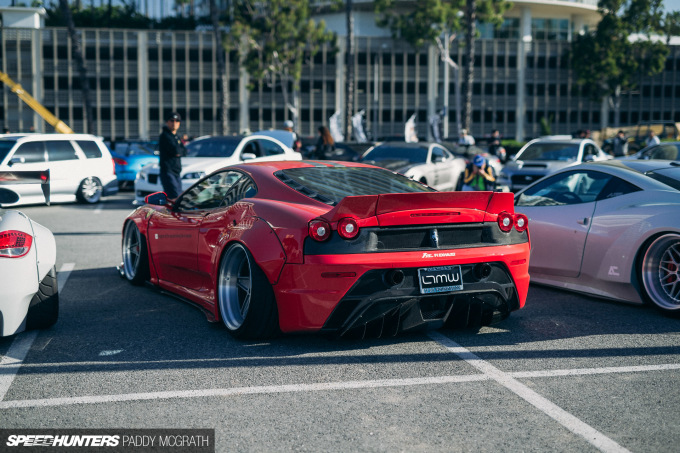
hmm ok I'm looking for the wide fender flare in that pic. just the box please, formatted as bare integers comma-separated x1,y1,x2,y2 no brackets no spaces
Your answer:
217,217,286,285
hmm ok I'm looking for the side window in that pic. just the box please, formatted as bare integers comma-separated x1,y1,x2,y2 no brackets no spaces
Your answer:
583,144,597,159
12,142,46,163
596,177,641,200
515,171,610,206
258,139,284,156
77,140,103,158
46,140,78,161
176,170,243,211
431,147,446,162
650,145,679,160
222,175,257,207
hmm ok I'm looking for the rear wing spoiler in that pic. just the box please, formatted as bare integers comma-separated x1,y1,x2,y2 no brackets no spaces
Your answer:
0,170,51,205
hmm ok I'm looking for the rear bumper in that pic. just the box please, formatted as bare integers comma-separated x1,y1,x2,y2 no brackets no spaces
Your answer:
274,244,530,337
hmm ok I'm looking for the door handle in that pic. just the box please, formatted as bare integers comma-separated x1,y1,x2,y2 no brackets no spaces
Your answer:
577,217,589,225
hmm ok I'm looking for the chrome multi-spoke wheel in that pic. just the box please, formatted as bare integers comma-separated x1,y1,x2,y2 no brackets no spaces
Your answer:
218,244,252,331
122,222,148,285
642,234,680,314
217,243,278,339
77,177,103,204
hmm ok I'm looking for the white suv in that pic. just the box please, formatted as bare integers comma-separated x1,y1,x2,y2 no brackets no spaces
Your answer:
0,133,118,206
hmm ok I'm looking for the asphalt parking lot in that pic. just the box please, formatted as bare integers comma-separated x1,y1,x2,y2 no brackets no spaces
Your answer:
1,192,679,452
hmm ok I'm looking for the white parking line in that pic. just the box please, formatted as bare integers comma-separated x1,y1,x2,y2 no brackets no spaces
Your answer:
428,331,632,453
0,374,489,409
0,262,75,402
0,331,39,402
57,262,76,291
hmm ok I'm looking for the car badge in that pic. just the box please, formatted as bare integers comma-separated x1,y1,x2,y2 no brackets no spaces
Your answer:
430,229,439,248
524,176,533,181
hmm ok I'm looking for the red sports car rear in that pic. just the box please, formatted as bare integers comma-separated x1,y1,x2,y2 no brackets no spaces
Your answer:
121,161,530,339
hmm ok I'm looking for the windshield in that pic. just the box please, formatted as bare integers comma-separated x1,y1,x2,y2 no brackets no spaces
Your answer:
186,137,242,158
518,142,579,161
0,139,18,163
361,146,428,164
276,166,434,205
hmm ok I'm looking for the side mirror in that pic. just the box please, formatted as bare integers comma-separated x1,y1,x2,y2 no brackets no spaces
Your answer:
9,157,25,166
241,152,257,161
584,155,595,162
432,156,444,163
145,191,168,206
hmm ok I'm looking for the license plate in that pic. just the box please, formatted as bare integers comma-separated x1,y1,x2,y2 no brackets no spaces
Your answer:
417,266,463,294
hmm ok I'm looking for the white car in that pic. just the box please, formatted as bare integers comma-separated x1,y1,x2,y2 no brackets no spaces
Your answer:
0,170,58,337
0,133,118,206
359,141,467,191
497,138,611,192
134,132,302,203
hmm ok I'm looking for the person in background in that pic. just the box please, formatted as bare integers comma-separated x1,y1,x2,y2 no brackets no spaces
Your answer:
646,130,660,147
612,130,629,157
283,120,301,152
458,128,475,146
158,112,186,199
462,154,496,191
313,125,335,160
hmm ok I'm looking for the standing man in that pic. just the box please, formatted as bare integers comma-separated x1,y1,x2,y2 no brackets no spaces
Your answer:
612,130,628,157
645,130,660,147
159,112,186,199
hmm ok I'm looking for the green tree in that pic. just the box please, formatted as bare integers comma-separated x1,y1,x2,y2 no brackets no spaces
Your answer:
374,0,510,133
226,0,336,132
570,0,680,126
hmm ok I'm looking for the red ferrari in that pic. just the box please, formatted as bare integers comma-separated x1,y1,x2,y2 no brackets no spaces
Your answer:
120,161,530,339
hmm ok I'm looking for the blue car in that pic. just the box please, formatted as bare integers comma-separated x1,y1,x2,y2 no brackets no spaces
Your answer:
111,140,159,189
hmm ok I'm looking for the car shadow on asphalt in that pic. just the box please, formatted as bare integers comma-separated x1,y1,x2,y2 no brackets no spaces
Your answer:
4,268,679,376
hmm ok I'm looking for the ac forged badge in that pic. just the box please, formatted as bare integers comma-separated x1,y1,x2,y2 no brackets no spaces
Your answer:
417,265,463,294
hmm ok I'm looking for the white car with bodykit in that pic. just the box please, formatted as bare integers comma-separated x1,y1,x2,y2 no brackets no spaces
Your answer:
358,141,467,191
134,132,301,203
0,170,58,337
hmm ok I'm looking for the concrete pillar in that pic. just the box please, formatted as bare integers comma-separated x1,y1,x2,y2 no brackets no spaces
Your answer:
515,6,532,142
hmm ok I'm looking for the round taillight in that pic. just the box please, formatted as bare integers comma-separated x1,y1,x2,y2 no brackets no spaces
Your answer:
497,211,514,233
309,219,331,241
514,213,528,232
0,230,33,258
337,217,359,240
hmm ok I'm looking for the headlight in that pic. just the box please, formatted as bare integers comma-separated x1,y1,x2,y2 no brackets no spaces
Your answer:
182,172,205,180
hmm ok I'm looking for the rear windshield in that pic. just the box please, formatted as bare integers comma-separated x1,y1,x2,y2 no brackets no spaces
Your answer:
645,167,680,191
361,145,428,164
186,137,241,158
275,166,434,205
0,140,17,162
519,143,579,161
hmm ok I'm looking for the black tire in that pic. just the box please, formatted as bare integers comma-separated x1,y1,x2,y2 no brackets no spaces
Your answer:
641,233,680,315
76,176,103,204
122,221,150,285
26,266,59,330
217,243,279,339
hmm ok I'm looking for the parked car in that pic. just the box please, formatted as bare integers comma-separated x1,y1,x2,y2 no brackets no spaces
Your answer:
514,159,680,315
120,161,530,339
134,132,301,204
0,133,118,205
359,141,467,191
0,170,58,336
497,138,610,192
110,140,159,189
619,141,680,162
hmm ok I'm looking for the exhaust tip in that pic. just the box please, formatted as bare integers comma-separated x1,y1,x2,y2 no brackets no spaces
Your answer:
385,269,405,286
473,263,492,281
